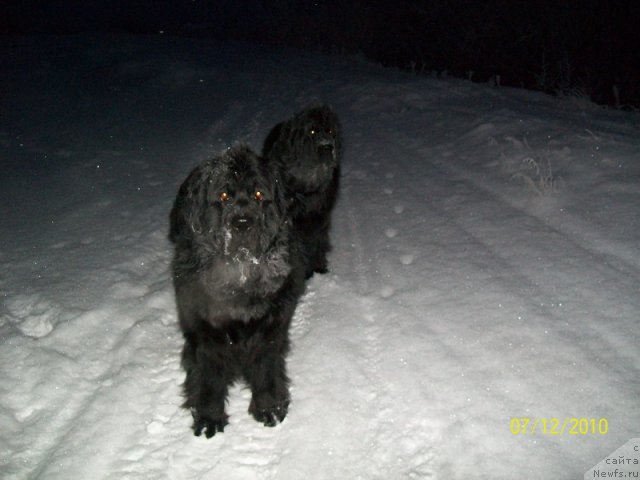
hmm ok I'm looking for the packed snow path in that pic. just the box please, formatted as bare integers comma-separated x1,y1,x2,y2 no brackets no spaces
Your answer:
1,35,639,479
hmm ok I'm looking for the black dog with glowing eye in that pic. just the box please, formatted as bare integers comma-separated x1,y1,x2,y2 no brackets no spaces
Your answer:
169,145,306,438
263,104,341,278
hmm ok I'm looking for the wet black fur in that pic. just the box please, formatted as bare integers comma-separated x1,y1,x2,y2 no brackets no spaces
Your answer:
169,145,306,437
263,104,341,278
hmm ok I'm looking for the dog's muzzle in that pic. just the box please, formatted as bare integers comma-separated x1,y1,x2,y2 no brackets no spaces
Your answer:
317,143,335,164
230,215,255,232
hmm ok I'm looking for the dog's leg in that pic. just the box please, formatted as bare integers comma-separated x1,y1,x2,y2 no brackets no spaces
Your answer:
244,336,290,427
311,223,330,275
181,334,230,438
298,218,329,278
307,219,330,277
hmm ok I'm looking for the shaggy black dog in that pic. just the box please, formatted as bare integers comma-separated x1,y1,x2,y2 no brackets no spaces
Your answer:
263,104,341,278
169,145,306,438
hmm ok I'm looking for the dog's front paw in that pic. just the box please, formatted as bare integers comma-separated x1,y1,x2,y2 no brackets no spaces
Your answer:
311,254,329,275
191,410,229,438
305,265,328,279
249,399,289,427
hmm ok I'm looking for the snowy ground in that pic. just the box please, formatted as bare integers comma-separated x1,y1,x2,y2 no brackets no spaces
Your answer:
1,34,639,479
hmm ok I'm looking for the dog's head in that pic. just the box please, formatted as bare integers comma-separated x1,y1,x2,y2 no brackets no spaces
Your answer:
170,145,287,264
288,104,341,192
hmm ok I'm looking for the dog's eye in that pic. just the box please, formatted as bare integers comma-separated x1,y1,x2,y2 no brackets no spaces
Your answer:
310,129,316,136
219,192,230,202
254,191,264,201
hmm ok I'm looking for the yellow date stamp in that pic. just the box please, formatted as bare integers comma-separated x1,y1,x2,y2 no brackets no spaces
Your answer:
509,417,609,435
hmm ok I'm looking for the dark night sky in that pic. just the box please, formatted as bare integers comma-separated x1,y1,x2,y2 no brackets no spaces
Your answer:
2,1,639,107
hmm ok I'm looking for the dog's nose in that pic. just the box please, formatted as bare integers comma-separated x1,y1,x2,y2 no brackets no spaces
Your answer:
231,216,254,231
317,143,334,153
317,144,334,163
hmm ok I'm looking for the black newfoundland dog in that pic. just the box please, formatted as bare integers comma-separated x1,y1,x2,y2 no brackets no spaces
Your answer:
263,104,341,278
169,145,306,437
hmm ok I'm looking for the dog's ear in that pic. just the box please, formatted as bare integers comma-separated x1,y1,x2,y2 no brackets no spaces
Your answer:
262,121,284,158
169,163,211,243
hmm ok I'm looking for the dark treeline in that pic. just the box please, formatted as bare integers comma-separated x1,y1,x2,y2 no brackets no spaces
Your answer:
3,0,639,108
215,0,639,108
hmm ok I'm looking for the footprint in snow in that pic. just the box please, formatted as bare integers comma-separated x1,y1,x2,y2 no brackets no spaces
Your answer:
384,228,398,238
394,204,405,214
146,420,166,435
380,286,395,298
5,294,58,338
400,254,414,265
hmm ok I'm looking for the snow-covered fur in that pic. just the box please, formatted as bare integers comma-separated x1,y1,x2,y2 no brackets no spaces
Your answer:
169,145,306,437
263,104,341,278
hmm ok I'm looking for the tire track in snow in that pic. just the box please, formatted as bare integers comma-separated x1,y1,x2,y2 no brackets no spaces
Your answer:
385,119,640,325
430,118,640,277
371,124,640,448
382,124,639,358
